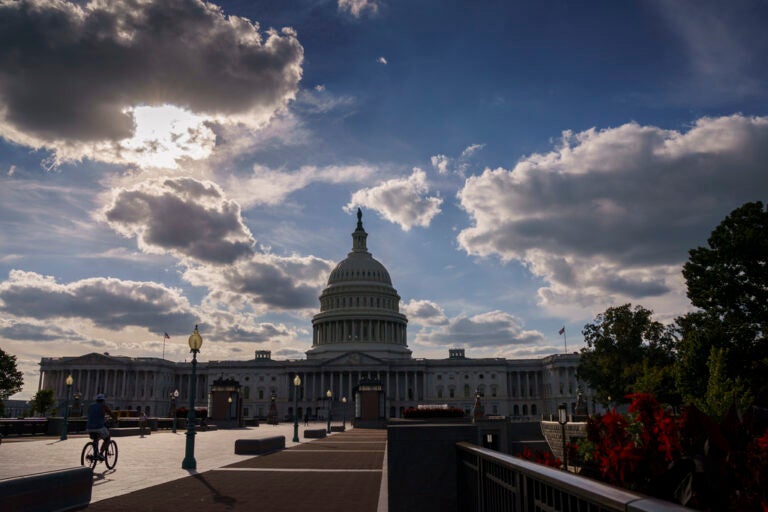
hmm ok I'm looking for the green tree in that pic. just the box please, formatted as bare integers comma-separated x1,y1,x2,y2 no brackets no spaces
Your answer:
578,304,678,406
680,201,768,397
0,347,24,404
693,346,752,420
29,389,55,416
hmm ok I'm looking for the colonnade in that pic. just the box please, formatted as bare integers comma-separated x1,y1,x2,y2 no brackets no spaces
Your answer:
41,367,208,410
287,368,426,405
313,319,407,345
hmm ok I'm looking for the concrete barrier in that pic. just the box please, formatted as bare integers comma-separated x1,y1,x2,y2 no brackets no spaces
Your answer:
0,466,92,512
330,426,346,432
303,429,327,438
388,423,478,512
234,436,285,455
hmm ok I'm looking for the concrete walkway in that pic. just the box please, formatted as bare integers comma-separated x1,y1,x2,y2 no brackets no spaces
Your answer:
0,422,388,511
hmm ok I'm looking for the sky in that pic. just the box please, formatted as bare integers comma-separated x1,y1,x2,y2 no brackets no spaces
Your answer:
1,0,767,399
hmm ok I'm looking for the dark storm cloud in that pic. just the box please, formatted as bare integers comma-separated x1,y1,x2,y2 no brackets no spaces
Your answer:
184,253,335,311
218,323,291,343
103,177,255,264
0,0,303,143
0,320,83,342
0,270,197,333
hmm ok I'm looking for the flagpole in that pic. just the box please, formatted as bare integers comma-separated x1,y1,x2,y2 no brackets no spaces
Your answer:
162,334,166,360
564,330,567,354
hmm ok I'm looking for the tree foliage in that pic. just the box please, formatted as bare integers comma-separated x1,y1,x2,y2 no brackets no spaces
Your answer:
679,201,768,397
578,304,678,406
0,347,24,400
30,389,55,416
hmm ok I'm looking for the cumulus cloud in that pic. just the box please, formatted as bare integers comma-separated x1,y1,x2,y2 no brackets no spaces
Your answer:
430,154,450,174
346,168,443,231
101,177,255,264
227,164,376,208
183,253,335,313
413,310,545,348
0,0,303,166
457,114,768,311
377,56,388,65
401,299,449,326
430,143,484,176
0,270,197,333
338,0,379,17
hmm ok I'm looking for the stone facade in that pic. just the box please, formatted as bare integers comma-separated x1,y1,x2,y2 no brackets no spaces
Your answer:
39,211,587,420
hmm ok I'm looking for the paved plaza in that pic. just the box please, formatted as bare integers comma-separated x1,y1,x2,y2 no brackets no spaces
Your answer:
0,423,388,511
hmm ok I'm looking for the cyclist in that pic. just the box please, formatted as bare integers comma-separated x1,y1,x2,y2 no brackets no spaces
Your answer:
86,394,113,460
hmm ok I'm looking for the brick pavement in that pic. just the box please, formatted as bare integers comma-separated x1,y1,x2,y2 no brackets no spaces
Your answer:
82,429,387,511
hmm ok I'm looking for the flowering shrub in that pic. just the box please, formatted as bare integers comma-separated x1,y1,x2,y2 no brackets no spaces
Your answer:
578,393,680,489
518,446,561,468
402,406,464,418
577,393,768,511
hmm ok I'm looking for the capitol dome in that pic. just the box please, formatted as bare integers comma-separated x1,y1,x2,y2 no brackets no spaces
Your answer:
307,209,410,360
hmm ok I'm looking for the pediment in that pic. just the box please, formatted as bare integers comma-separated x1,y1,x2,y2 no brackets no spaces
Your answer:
67,352,125,366
323,351,387,367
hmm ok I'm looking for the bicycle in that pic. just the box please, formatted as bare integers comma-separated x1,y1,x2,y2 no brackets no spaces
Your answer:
81,434,118,470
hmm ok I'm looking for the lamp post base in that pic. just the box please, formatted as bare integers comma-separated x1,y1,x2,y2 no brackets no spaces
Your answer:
182,430,197,470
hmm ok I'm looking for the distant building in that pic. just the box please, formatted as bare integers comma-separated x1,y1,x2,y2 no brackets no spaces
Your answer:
39,211,586,419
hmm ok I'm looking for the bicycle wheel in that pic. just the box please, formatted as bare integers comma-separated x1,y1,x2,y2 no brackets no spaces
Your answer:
81,442,97,469
104,440,118,469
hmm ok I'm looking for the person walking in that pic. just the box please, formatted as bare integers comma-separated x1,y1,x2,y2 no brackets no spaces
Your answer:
86,394,112,460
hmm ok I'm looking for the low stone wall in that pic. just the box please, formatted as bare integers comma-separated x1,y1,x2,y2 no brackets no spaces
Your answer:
303,429,326,438
234,436,285,455
0,466,92,512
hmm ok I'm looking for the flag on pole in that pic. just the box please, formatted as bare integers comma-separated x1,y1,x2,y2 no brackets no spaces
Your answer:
558,327,565,335
164,332,170,339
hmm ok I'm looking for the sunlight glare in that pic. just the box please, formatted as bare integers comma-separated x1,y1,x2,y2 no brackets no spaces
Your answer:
121,105,216,168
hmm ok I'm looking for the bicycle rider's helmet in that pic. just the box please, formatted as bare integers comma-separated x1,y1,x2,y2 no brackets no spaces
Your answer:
95,393,106,401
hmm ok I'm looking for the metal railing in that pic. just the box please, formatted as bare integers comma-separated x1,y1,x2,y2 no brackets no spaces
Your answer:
456,442,689,512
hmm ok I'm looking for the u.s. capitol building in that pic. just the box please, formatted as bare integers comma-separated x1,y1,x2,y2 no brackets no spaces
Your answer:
40,211,583,421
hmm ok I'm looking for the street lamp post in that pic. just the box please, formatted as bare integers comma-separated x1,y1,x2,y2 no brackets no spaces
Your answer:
182,325,203,470
293,375,301,442
341,396,347,429
326,389,332,434
557,402,568,471
171,389,179,433
60,374,73,440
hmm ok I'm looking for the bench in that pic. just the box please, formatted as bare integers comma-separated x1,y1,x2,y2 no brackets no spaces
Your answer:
234,436,285,455
330,426,346,432
303,428,327,438
0,466,92,512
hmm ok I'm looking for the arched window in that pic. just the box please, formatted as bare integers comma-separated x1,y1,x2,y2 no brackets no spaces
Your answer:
258,389,264,399
531,404,537,415
437,388,443,398
513,405,520,416
243,386,250,399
